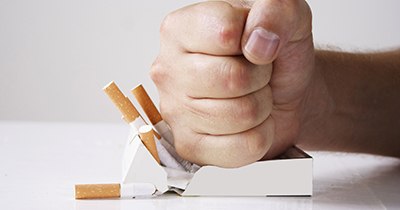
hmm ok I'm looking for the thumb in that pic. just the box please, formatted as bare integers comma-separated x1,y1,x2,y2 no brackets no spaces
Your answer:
241,0,311,65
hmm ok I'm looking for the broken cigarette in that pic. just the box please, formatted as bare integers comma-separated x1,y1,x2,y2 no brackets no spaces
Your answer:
75,183,156,199
132,84,195,171
139,125,185,170
104,81,166,166
103,81,148,130
131,84,174,144
130,84,163,140
103,81,140,124
138,125,161,164
104,82,195,171
131,84,162,125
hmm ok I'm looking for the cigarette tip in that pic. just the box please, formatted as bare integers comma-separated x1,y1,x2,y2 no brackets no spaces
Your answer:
132,83,144,91
103,81,116,90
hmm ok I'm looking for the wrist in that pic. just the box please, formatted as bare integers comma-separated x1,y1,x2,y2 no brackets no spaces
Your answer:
296,49,335,150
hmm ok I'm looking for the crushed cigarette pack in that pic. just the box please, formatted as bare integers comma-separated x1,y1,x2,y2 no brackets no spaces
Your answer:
122,128,313,197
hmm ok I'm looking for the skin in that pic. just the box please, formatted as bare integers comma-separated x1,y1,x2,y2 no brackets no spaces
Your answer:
150,0,400,168
299,50,400,158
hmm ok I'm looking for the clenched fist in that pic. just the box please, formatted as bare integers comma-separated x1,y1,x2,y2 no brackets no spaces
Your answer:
151,0,314,167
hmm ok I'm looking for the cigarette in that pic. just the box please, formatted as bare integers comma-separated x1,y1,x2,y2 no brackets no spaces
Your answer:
131,85,162,140
131,85,196,172
104,82,197,171
103,81,165,167
103,81,140,124
138,124,185,170
138,125,161,164
103,81,149,132
131,85,174,144
75,183,156,199
131,84,163,125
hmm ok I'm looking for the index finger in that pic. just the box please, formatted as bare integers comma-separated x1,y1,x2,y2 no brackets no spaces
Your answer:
160,1,249,55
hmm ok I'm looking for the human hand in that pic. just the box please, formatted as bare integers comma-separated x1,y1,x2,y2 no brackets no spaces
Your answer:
151,0,314,167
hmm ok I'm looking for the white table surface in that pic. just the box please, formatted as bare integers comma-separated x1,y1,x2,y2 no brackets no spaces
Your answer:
0,121,399,210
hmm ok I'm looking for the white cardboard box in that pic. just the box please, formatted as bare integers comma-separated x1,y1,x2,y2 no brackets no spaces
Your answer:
122,129,313,197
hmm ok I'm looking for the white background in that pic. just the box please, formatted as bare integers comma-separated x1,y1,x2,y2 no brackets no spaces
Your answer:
1,0,400,122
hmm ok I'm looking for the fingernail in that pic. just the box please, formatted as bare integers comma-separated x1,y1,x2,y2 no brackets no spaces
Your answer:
245,28,280,61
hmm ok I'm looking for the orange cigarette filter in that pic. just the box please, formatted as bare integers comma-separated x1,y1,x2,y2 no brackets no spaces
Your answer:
131,84,162,125
75,183,120,199
139,125,161,164
103,81,140,123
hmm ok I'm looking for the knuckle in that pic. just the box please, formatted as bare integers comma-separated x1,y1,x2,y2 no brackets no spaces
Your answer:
159,11,176,36
236,95,259,124
220,60,250,94
275,0,297,15
217,23,241,50
211,2,243,50
149,59,167,86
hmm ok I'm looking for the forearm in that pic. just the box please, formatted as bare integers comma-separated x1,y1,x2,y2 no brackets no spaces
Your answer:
298,49,400,157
